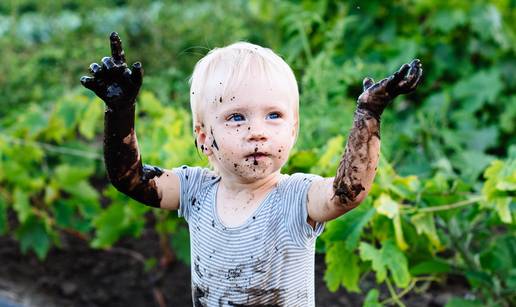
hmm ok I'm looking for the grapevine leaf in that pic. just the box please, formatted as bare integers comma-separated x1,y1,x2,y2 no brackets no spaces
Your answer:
324,241,360,292
13,188,32,223
321,200,375,250
15,215,51,260
359,242,386,282
382,240,411,288
374,193,398,219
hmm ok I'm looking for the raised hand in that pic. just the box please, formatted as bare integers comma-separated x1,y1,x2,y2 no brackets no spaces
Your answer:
357,59,423,119
80,32,143,111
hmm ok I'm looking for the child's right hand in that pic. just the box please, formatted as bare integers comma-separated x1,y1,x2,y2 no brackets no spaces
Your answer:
80,32,143,111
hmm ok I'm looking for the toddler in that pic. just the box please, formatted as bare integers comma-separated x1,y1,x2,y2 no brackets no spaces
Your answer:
80,32,422,306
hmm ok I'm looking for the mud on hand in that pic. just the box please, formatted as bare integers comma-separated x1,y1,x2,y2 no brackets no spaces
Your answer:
357,59,423,119
80,32,143,111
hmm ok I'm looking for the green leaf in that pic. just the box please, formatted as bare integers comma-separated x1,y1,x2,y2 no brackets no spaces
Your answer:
359,242,386,282
91,202,148,248
170,226,191,265
54,164,94,186
363,288,383,307
324,241,360,292
78,97,103,140
481,152,516,223
410,212,443,250
382,240,411,288
452,69,503,113
321,201,375,250
480,235,516,275
310,135,344,177
13,188,32,223
451,150,495,183
139,91,165,118
374,194,398,219
389,175,420,201
410,259,451,275
53,200,75,228
91,203,126,248
15,215,51,260
62,180,99,201
465,270,493,288
425,9,466,33
289,150,318,172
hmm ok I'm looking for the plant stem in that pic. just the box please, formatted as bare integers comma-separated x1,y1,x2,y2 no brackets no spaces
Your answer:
402,196,483,214
385,277,406,307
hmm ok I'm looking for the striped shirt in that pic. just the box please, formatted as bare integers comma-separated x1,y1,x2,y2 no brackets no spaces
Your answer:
173,166,325,307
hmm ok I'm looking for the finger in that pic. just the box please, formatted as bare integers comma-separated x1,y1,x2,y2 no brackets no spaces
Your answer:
407,61,419,79
410,58,421,68
362,77,375,91
102,56,116,70
130,62,143,87
89,63,102,76
392,63,410,84
409,67,423,90
80,76,96,90
404,62,422,89
80,76,105,98
110,32,126,64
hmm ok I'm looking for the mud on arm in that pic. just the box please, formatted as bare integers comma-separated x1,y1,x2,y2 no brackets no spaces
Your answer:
332,59,423,211
81,32,164,208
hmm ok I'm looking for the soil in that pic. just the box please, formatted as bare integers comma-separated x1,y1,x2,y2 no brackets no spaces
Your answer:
0,222,471,307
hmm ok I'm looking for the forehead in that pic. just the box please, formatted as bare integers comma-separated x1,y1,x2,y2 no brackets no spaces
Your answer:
204,70,295,114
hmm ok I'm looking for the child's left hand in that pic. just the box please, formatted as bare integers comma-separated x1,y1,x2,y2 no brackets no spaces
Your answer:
357,59,423,118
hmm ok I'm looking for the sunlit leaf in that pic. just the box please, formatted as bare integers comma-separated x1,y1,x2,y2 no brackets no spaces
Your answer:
410,212,443,250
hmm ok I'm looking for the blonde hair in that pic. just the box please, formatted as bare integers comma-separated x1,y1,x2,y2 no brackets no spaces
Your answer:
188,42,299,132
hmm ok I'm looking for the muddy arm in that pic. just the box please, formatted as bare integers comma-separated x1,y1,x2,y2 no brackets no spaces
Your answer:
80,32,165,208
333,59,423,209
102,104,164,207
308,60,423,222
331,107,381,211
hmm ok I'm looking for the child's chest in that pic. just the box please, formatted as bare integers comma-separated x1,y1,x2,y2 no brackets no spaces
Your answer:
215,190,268,228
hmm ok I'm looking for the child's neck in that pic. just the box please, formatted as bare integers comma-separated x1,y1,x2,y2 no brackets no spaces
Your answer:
219,171,282,195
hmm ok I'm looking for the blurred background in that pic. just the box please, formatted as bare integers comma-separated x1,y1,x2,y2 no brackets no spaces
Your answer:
0,0,514,306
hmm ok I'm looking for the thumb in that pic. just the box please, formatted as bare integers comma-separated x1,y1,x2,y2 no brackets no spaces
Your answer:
363,77,374,91
130,62,143,87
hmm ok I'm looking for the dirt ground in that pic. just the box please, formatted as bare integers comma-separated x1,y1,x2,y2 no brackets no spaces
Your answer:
0,223,471,307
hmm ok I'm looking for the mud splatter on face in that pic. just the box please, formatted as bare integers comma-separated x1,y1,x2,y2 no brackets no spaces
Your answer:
210,126,219,151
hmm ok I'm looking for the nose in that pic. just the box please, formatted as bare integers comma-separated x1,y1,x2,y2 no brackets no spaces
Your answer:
247,124,267,142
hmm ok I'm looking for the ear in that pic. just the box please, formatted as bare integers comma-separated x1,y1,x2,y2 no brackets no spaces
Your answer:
195,123,213,156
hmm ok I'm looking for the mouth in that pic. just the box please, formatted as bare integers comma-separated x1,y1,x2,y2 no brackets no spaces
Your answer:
245,152,270,161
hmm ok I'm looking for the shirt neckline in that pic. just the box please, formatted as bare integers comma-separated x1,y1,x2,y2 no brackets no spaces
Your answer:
211,175,286,231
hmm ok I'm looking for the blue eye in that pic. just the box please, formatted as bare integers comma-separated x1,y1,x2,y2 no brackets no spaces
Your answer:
266,112,281,119
228,113,245,122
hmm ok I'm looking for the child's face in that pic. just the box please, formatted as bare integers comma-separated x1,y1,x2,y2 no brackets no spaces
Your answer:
198,75,297,182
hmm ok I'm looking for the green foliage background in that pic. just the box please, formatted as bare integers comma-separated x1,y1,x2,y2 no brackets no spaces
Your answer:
0,0,514,306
